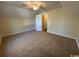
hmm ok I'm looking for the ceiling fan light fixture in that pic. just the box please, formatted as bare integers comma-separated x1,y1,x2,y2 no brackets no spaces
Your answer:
32,4,39,10
33,7,38,10
23,1,45,11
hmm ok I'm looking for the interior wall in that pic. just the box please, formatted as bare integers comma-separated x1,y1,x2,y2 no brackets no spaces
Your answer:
0,3,35,37
47,7,79,47
39,7,79,48
75,17,79,48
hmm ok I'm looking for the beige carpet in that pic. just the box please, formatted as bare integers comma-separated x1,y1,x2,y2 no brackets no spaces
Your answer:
0,30,79,57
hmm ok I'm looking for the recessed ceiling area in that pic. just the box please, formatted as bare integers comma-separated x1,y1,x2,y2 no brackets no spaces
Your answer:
0,1,62,14
0,1,79,15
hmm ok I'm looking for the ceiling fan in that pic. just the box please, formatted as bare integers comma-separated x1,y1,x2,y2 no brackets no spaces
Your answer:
22,1,46,11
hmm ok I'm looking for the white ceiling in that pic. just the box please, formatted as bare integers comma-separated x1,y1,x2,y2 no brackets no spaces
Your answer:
0,1,62,14
60,1,79,15
0,2,35,18
0,1,79,15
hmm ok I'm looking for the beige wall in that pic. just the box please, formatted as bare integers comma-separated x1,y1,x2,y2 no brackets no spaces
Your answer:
0,3,35,37
0,2,79,48
47,8,79,47
39,7,79,48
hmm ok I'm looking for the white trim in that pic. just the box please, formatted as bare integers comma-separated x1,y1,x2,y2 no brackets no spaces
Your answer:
2,27,35,37
47,31,75,39
1,29,79,49
47,31,79,48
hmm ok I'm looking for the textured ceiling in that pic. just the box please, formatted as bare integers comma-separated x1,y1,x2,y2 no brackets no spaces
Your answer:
0,1,62,14
60,1,79,15
0,1,79,15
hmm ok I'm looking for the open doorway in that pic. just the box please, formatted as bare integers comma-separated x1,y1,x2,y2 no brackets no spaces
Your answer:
42,14,48,31
35,14,48,32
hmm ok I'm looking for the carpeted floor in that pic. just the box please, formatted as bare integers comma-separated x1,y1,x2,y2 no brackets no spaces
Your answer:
0,30,79,57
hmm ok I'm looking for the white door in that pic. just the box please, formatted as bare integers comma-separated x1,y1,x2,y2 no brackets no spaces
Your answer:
36,15,42,31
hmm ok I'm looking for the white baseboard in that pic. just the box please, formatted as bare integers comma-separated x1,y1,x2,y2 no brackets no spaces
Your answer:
47,31,75,39
2,27,35,37
1,29,79,49
47,31,79,48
